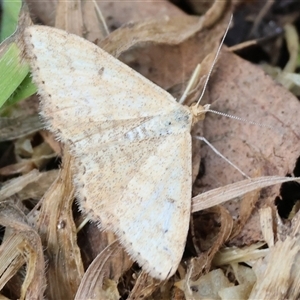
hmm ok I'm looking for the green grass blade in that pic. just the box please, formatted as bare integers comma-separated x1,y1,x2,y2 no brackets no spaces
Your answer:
0,0,22,42
0,42,34,109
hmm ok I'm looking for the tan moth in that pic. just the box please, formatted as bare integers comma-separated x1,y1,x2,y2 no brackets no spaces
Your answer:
23,25,220,280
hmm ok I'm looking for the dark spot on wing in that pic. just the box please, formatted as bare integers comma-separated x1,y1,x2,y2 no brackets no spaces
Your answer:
98,67,104,76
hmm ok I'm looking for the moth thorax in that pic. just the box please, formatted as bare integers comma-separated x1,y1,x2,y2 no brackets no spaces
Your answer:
190,103,210,125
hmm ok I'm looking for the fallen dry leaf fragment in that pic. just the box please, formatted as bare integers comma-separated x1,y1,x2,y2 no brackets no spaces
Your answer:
14,169,58,201
249,209,300,299
33,152,84,299
77,220,132,277
212,242,268,267
0,169,40,200
127,271,162,300
250,238,299,298
192,176,300,212
0,139,56,177
0,114,42,142
96,0,184,33
0,201,45,299
100,13,222,58
55,0,84,37
259,206,274,247
190,205,233,278
177,268,233,300
218,264,256,300
75,241,122,300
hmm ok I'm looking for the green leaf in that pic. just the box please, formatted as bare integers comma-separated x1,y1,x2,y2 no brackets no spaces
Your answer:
0,0,22,42
4,73,37,107
0,42,35,109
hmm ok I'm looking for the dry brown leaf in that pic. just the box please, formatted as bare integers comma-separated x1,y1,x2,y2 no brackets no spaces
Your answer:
190,176,300,280
0,169,40,200
190,205,233,279
55,0,84,36
177,268,233,299
81,0,108,41
52,0,107,41
245,207,300,298
229,188,261,239
26,0,56,27
212,242,267,266
33,152,84,299
15,169,58,201
116,15,229,92
97,0,184,33
0,201,45,299
26,0,184,35
0,140,55,176
192,176,300,212
0,114,42,142
196,49,300,246
218,264,256,299
259,206,274,247
77,222,132,282
250,210,300,299
99,10,226,58
75,242,122,300
127,272,162,300
39,130,62,155
0,161,36,176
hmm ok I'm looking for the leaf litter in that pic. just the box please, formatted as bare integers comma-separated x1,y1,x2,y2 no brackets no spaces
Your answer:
0,0,299,299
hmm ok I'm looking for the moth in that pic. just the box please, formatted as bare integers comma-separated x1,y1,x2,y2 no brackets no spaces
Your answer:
24,25,211,280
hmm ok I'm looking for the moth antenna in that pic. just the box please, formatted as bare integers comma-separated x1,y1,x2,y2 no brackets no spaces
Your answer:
196,14,233,107
194,136,251,179
207,108,274,129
